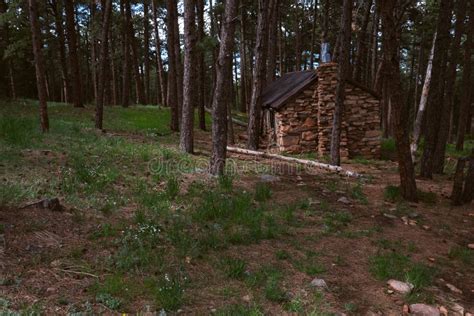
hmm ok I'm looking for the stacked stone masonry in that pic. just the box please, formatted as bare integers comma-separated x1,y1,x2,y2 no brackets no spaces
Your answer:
271,63,381,159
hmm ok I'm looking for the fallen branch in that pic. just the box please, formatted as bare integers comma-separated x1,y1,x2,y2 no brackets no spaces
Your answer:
205,107,247,127
54,268,99,279
226,146,362,178
21,198,63,212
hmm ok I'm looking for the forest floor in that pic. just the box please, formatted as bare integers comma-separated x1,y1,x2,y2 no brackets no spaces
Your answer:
0,100,473,315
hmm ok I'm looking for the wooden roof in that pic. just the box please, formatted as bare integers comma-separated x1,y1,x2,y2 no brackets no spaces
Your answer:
262,70,317,110
262,70,380,111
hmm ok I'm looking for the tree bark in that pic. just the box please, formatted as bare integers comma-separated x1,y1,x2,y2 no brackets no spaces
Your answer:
28,0,49,132
152,0,167,106
180,0,197,154
462,150,474,203
51,0,69,104
420,0,454,178
247,0,269,150
210,0,238,175
196,0,206,130
167,0,179,131
330,0,352,166
121,0,131,107
239,0,248,113
353,0,373,82
456,1,474,150
411,33,436,162
266,0,278,83
451,157,466,206
125,0,146,105
95,0,112,130
309,0,318,69
64,0,83,107
143,0,151,104
433,0,467,173
381,0,418,202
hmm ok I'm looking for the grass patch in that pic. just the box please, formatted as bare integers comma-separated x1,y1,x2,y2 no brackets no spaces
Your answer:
322,211,352,234
220,258,247,279
254,182,272,202
381,138,396,160
448,246,473,265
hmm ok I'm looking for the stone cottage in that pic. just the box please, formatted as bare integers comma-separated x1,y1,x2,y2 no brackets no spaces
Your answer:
262,63,381,159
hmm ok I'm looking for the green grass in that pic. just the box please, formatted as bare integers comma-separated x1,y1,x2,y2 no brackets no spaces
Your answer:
220,258,247,279
448,246,473,265
254,182,272,202
381,138,396,160
384,185,437,204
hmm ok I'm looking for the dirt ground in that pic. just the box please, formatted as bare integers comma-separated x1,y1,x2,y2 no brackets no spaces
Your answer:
1,127,473,315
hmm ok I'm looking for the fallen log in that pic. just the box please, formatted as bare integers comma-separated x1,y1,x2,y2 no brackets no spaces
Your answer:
226,146,362,178
204,107,247,127
21,198,63,212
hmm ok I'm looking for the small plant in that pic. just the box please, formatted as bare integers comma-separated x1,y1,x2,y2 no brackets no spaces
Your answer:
264,271,287,302
351,183,368,204
96,293,122,310
323,211,352,233
254,182,272,202
369,252,411,281
215,304,263,316
381,138,396,160
285,297,304,313
220,258,247,279
218,174,234,192
384,185,401,202
448,246,473,265
275,250,291,260
165,177,180,200
146,273,186,311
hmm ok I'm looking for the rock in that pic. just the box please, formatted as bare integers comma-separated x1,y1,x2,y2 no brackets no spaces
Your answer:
451,303,464,315
383,213,397,220
337,197,351,205
402,305,409,315
310,278,328,289
387,280,414,294
309,198,321,205
242,295,251,302
260,174,280,182
468,243,474,250
401,216,409,225
439,306,448,316
409,304,440,316
422,225,430,230
446,283,463,294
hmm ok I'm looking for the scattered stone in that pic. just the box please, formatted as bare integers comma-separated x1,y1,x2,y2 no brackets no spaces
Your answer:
409,304,440,316
402,305,409,315
297,182,306,187
465,313,473,316
451,303,464,315
428,257,436,262
310,278,328,289
401,216,409,225
309,198,321,205
387,280,414,294
260,174,280,182
383,213,397,220
468,243,474,250
46,287,56,294
242,295,251,302
408,212,420,219
337,197,351,205
408,219,417,226
387,289,394,294
389,207,397,212
422,225,430,230
446,283,463,294
439,306,448,316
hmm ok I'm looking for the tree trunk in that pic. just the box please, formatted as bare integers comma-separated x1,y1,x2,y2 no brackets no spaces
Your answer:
125,0,146,105
210,0,238,175
64,0,83,108
51,0,69,104
180,0,197,154
197,0,206,130
451,157,466,206
462,150,474,203
456,1,474,150
95,0,112,130
143,0,151,104
247,0,269,150
411,32,436,162
294,0,301,71
433,0,467,173
353,0,373,82
167,0,179,131
330,0,352,166
266,0,278,83
239,0,248,113
28,0,49,132
152,0,167,106
309,0,318,69
121,0,131,107
90,1,98,103
381,0,418,202
420,0,454,178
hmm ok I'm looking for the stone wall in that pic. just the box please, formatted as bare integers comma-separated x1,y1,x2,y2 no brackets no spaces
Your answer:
273,82,318,153
271,63,381,159
316,63,381,159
